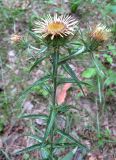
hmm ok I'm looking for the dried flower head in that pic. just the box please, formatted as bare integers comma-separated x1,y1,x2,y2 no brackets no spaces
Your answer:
89,24,111,42
11,34,22,43
33,14,78,40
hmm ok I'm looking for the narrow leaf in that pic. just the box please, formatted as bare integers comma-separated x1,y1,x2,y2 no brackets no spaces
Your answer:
90,52,105,77
15,144,41,155
61,147,78,160
41,147,50,159
20,134,42,143
62,63,85,95
30,46,47,54
53,143,77,148
28,30,43,42
29,49,52,72
59,46,85,64
43,109,57,143
57,78,87,85
72,148,87,160
37,46,48,54
29,56,46,72
62,151,74,160
56,129,77,143
57,78,76,85
19,114,48,120
97,76,103,104
56,129,86,149
18,75,50,101
57,105,70,113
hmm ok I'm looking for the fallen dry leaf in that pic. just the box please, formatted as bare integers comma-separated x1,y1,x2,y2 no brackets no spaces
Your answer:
56,83,72,105
0,139,3,148
88,157,97,160
87,152,104,160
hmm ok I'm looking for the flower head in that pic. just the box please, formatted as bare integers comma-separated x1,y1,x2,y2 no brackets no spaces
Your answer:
89,24,111,42
11,33,22,43
33,14,78,40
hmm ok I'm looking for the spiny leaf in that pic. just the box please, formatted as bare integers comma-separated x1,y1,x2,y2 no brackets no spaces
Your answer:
23,134,42,143
90,52,105,78
97,76,103,104
57,104,70,113
62,63,85,95
43,109,57,143
61,147,78,160
72,148,87,160
15,143,41,155
59,46,85,64
29,55,46,72
56,129,77,143
21,75,50,96
19,114,48,120
57,104,76,113
28,30,43,42
53,143,77,148
57,78,87,85
18,75,50,103
41,147,50,159
57,78,78,85
29,50,51,72
30,45,47,54
56,129,87,149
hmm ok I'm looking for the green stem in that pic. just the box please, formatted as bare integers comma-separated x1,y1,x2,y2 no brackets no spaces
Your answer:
52,54,58,105
50,46,59,159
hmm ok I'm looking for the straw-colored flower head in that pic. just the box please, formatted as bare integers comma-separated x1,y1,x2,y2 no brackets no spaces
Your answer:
90,24,111,42
11,33,22,43
33,14,78,40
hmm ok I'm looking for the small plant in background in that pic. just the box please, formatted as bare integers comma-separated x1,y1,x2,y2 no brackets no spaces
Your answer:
69,0,82,13
88,23,111,51
10,33,22,44
15,13,112,159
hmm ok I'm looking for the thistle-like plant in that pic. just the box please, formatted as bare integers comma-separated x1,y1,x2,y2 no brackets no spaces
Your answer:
16,14,111,159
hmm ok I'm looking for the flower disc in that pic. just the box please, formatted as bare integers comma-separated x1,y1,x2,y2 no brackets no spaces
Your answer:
33,14,78,40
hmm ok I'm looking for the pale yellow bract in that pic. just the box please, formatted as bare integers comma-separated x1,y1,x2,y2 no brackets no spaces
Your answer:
33,14,78,40
90,24,111,41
